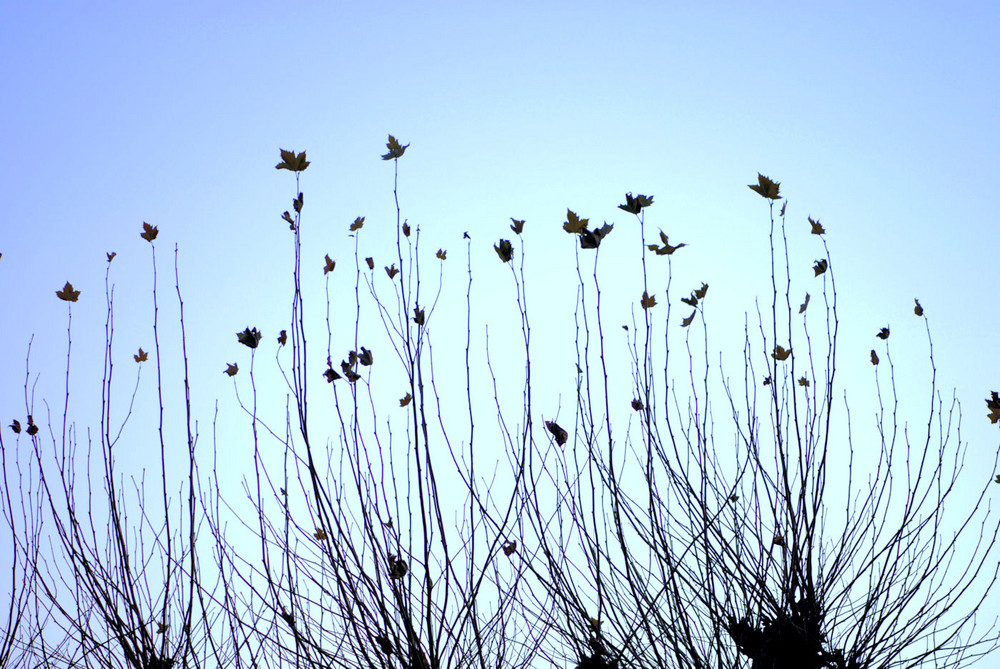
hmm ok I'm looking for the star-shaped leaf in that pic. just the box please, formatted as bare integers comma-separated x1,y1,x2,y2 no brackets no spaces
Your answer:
276,149,310,172
749,173,781,199
640,291,656,309
545,420,568,446
809,217,825,235
772,345,791,361
56,281,81,302
381,135,409,160
237,327,262,349
134,348,148,363
140,222,159,242
323,255,336,274
618,192,654,214
563,209,589,234
224,363,239,377
494,239,513,263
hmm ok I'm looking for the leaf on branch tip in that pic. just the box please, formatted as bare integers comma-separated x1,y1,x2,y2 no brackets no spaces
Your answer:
140,222,159,242
681,294,698,308
56,281,81,302
156,622,168,634
282,211,295,230
26,417,38,436
799,293,810,314
502,540,517,556
276,148,310,171
358,347,373,366
694,283,709,300
618,192,653,214
914,299,923,316
323,367,340,382
545,420,568,446
640,291,656,309
389,557,407,579
278,330,287,346
772,345,791,361
681,311,696,327
385,264,399,279
494,239,513,263
729,493,739,502
366,257,374,270
134,348,148,363
876,327,890,340
986,391,1000,424
798,376,810,387
381,135,409,160
237,327,262,349
771,534,785,548
412,307,425,326
9,420,20,434
107,252,116,263
350,216,365,231
651,231,686,255
563,209,588,234
323,255,336,274
293,192,304,213
224,363,239,377
749,173,781,199
402,222,411,237
809,217,825,235
436,249,447,260
510,218,525,234
813,259,828,276
762,376,771,386
779,201,787,217
579,222,613,249
631,398,644,411
314,528,327,541
399,393,412,407
871,350,879,365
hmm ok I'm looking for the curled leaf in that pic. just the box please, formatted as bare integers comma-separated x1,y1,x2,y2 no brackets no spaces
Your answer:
402,222,411,237
366,257,375,270
9,420,21,434
324,255,336,274
579,222,613,249
389,557,407,579
399,393,412,407
140,222,159,242
350,216,365,231
278,330,287,346
224,363,239,377
156,622,168,635
694,283,709,300
631,398,644,411
494,239,513,263
323,367,340,382
681,311,696,327
618,192,653,214
640,291,656,309
381,135,409,160
314,528,327,541
914,299,923,316
237,327,262,349
56,281,81,302
545,420,568,446
510,218,525,234
107,252,116,263
358,347,373,366
276,148,310,171
799,293,810,313
413,307,425,326
436,249,447,260
986,391,1000,424
813,259,828,276
26,417,38,436
385,264,399,279
876,327,890,340
772,345,791,361
870,349,879,365
771,534,786,547
502,540,517,556
293,192,304,213
749,173,781,200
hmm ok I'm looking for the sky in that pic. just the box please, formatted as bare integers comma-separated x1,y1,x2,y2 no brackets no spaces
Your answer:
2,0,1000,661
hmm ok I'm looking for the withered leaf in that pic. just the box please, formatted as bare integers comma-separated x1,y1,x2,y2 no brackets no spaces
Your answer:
510,218,525,234
276,149,310,172
282,211,295,230
436,249,447,260
729,493,739,502
389,558,408,579
618,192,654,214
358,347,373,366
870,349,879,365
399,393,412,407
323,367,340,382
914,299,923,316
640,291,656,309
772,345,792,361
799,293,810,313
779,201,787,217
107,252,116,262
314,528,327,541
385,264,399,279
56,281,81,302
375,635,394,656
237,327,262,349
140,222,159,242
651,231,686,255
694,283,709,299
134,348,148,363
9,420,21,434
224,363,239,377
350,216,365,231
278,330,287,346
809,217,825,235
26,417,38,436
323,254,336,274
876,327,890,340
798,376,810,387
995,474,1000,484
402,222,411,237
681,311,696,327
681,294,698,308
156,622,168,635
772,534,785,547
631,398,644,411
986,391,1000,424
563,209,589,234
502,540,517,556
381,135,409,160
579,222,613,249
413,307,425,326
763,376,772,386
365,257,374,270
293,192,304,213
813,259,828,276
545,420,568,445
749,173,781,200
494,239,513,263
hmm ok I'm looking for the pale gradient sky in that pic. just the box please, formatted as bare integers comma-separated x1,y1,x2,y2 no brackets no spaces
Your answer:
2,0,1000,657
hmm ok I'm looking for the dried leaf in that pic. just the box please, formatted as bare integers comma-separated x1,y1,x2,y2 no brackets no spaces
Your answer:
323,255,336,274
618,192,654,214
987,391,1000,424
772,345,791,361
813,259,828,276
399,393,412,407
650,231,686,255
502,540,517,556
779,201,787,217
876,327,890,340
545,420,568,446
314,528,327,540
381,135,409,160
26,417,38,436
107,252,116,262
870,349,879,365
385,264,399,279
799,293,810,314
694,283,709,299
748,173,781,200
9,420,21,434
494,239,513,263
224,363,239,377
809,217,825,235
358,347,373,366
762,376,772,386
563,209,589,234
771,534,785,547
436,249,447,260
157,622,168,635
276,148,310,172
729,493,739,502
56,281,81,302
349,216,365,231
278,330,287,346
631,398,644,411
413,307,425,326
510,218,525,234
579,222,613,249
914,299,923,316
134,348,148,363
681,311,696,327
366,257,375,270
640,291,656,309
237,327,262,349
323,367,340,382
402,222,411,237
389,558,407,579
293,192,304,213
140,222,159,242
798,376,810,387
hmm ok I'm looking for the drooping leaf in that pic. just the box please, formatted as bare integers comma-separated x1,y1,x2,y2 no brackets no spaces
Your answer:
349,216,365,231
237,327,262,349
579,222,614,249
56,281,81,302
413,307,425,326
224,363,239,377
134,348,148,363
748,173,781,200
914,299,924,316
681,311,696,327
809,217,825,235
107,252,116,262
799,293,810,313
545,420,569,445
323,367,340,382
618,192,654,214
494,239,513,263
640,291,656,309
563,210,589,234
276,148,310,172
9,420,21,434
366,257,374,270
694,283,709,299
876,327,890,340
389,557,408,579
986,391,1000,424
402,222,411,237
314,528,327,541
324,255,336,274
399,393,412,407
278,330,287,346
293,192,304,213
813,259,828,276
358,347,373,366
871,349,879,365
140,222,159,242
436,249,447,260
282,211,296,230
772,345,791,361
510,218,525,234
386,264,399,279
779,201,787,217
381,135,409,160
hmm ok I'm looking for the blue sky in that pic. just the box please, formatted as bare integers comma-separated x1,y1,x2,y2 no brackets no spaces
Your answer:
2,0,1000,658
